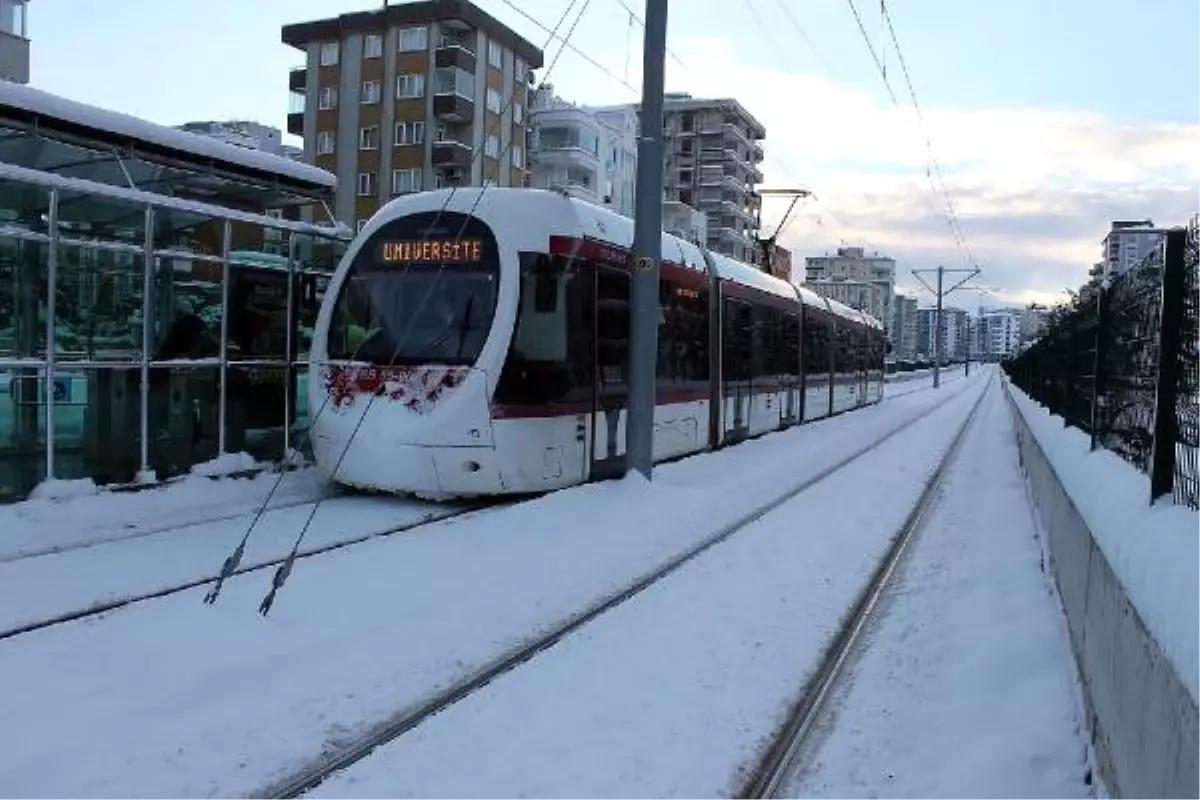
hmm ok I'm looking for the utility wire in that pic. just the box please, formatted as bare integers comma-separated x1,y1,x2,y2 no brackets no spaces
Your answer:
843,0,976,266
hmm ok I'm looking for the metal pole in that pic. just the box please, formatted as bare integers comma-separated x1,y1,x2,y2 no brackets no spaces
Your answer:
44,189,58,482
626,0,668,480
933,265,943,389
140,206,154,479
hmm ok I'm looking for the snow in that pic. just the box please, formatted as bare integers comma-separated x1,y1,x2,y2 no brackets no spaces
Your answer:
0,373,985,798
785,376,1095,799
0,81,337,189
27,477,99,501
189,450,261,477
0,466,332,562
303,372,992,798
0,493,469,636
1007,380,1199,703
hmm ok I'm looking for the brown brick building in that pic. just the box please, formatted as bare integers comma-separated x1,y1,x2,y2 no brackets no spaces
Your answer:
283,0,544,232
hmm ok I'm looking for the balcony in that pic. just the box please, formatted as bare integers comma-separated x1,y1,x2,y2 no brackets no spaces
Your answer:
432,138,473,167
433,93,475,122
289,66,306,92
435,36,476,72
287,91,305,136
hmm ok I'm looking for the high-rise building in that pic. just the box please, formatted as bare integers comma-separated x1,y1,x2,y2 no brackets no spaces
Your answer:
527,85,637,216
604,93,764,263
0,0,28,85
282,0,544,230
1101,219,1163,280
891,292,919,360
975,309,1023,360
914,306,970,362
804,247,896,336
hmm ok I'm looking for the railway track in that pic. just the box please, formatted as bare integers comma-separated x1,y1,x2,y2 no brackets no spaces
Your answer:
0,501,497,641
0,492,334,565
259,376,982,799
740,372,991,798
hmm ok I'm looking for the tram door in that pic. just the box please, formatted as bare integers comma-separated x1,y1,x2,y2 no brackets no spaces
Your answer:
590,265,631,480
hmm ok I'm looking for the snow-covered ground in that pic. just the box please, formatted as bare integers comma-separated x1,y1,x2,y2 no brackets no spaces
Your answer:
1007,383,1199,703
0,493,469,636
302,369,990,799
0,373,983,798
0,464,333,561
785,375,1095,798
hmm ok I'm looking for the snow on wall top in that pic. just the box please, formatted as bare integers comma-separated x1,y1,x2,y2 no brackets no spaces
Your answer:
0,82,337,190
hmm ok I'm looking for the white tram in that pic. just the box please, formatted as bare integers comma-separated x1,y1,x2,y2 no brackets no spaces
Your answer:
309,188,886,498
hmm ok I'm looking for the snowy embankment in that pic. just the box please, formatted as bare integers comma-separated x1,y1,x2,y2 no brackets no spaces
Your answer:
1007,378,1198,799
1007,382,1198,702
786,378,1093,799
304,372,991,799
0,373,983,798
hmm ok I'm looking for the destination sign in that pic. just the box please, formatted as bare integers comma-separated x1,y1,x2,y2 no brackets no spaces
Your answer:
378,238,483,264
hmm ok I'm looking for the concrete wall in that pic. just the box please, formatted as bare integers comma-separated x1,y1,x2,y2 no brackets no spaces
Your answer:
1003,380,1198,799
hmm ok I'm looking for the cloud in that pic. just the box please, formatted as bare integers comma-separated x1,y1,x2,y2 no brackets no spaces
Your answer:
632,34,1200,303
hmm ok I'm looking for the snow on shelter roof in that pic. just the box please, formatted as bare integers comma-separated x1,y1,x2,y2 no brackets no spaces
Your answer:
0,82,337,191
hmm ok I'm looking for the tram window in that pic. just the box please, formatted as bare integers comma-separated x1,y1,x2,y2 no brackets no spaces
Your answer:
494,252,593,405
657,279,709,387
782,312,801,377
802,308,831,376
722,298,752,382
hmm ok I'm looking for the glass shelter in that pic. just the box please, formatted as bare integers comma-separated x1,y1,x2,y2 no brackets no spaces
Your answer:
0,163,350,502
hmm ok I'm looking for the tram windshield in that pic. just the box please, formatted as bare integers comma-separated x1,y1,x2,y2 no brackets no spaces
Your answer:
327,212,500,366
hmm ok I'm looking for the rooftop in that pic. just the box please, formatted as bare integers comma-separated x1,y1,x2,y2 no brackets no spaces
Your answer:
636,93,767,140
281,0,544,67
0,82,335,213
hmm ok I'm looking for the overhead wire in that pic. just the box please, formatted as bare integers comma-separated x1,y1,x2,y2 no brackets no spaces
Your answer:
842,0,977,267
202,0,591,613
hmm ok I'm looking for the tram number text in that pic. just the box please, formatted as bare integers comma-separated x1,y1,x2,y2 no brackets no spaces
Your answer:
379,239,483,264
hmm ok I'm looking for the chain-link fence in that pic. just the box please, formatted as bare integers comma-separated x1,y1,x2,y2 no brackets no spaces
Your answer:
1004,217,1199,510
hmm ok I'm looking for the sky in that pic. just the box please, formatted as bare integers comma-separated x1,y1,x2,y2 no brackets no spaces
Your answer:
29,0,1200,308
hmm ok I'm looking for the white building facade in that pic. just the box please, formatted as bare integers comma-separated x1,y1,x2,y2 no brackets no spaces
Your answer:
527,86,637,216
177,120,304,161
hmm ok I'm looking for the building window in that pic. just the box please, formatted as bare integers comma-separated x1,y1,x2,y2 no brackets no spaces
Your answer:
394,120,425,145
361,79,381,104
364,34,383,58
513,102,523,124
486,87,503,115
680,169,692,183
398,26,428,52
512,146,525,169
484,135,500,159
357,219,369,233
318,86,338,110
320,42,340,66
357,172,377,196
487,40,503,69
317,130,336,154
515,57,526,83
393,168,422,194
396,73,425,98
359,125,380,150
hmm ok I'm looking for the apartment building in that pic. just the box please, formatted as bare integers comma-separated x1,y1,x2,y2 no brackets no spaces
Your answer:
805,246,897,339
890,292,919,360
1101,219,1163,280
626,93,764,263
975,309,1023,360
282,0,543,230
527,85,637,216
914,306,971,362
